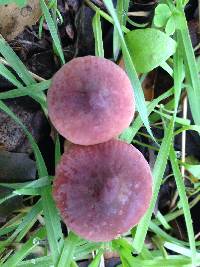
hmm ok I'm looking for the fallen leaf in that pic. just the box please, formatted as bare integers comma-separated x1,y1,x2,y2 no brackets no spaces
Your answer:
0,0,42,40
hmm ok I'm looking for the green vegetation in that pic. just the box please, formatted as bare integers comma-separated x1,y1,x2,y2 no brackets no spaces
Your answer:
0,0,200,266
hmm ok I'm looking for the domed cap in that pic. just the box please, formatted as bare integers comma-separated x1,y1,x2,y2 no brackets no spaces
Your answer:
53,139,152,242
47,56,135,145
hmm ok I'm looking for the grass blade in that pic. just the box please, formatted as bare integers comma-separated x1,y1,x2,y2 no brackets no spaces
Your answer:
0,37,47,111
164,242,196,258
0,36,35,86
57,232,79,267
133,118,174,252
0,79,49,114
102,0,154,140
17,256,52,267
133,38,183,251
0,100,64,265
92,10,104,57
10,200,42,243
176,12,200,126
88,249,104,267
113,0,130,59
0,80,50,101
55,134,61,165
170,147,196,265
40,0,65,65
2,227,46,267
120,88,174,142
0,63,22,88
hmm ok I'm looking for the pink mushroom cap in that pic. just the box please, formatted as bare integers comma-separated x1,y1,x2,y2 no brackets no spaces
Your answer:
53,139,152,242
47,56,135,145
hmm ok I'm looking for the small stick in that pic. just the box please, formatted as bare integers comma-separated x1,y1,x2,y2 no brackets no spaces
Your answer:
128,11,150,17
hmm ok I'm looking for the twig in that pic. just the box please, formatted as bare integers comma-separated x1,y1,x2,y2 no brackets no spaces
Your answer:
128,11,150,17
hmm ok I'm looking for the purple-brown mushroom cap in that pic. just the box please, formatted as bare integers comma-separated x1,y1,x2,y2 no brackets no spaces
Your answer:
47,56,135,145
53,139,152,242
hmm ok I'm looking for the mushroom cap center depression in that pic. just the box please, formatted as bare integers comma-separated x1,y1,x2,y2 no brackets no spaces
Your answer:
53,140,152,242
47,56,135,145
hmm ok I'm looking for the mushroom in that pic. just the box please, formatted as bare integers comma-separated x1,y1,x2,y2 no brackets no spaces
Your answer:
47,56,135,145
53,139,152,242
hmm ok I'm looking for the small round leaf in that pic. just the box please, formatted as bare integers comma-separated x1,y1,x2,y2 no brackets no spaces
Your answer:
165,16,176,36
154,4,172,28
125,28,177,73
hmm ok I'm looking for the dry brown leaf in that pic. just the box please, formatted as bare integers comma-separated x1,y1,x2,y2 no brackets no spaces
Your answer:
0,0,42,40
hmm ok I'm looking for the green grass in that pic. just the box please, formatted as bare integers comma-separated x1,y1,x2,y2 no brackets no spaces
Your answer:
0,0,200,266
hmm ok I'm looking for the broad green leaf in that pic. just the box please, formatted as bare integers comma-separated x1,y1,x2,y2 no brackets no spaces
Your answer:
154,4,172,28
165,16,176,36
126,28,177,73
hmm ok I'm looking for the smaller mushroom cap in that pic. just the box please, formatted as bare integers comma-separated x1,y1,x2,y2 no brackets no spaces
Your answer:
47,56,135,145
53,139,152,242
